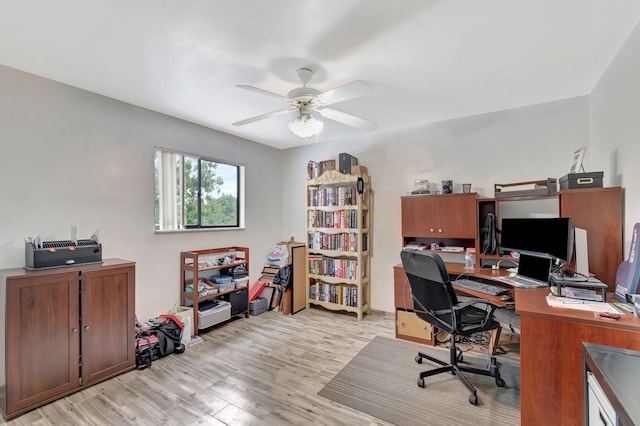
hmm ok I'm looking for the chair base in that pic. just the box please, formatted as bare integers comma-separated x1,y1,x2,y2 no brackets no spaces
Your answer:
415,337,505,405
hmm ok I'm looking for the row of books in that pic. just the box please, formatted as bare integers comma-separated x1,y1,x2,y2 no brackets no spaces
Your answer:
308,255,359,279
308,186,357,207
308,209,360,229
308,231,368,252
308,281,362,307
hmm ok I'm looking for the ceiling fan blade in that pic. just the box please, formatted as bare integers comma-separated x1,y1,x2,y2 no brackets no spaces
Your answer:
236,85,290,101
319,108,378,131
315,80,373,105
232,108,297,126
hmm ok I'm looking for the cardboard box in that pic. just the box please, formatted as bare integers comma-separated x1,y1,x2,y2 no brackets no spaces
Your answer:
351,165,367,175
559,172,603,190
319,159,336,174
280,289,292,315
494,178,557,198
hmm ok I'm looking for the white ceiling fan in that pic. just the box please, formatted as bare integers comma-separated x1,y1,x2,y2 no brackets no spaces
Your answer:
232,67,378,138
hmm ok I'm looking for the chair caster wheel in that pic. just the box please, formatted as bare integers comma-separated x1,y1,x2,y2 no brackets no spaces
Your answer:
469,394,478,405
415,355,423,364
457,353,464,363
496,377,506,387
417,378,425,388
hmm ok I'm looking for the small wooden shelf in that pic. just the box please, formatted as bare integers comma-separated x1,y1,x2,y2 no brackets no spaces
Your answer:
180,246,250,334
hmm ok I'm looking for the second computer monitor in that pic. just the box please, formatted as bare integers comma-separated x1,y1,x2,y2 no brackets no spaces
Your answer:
500,217,574,264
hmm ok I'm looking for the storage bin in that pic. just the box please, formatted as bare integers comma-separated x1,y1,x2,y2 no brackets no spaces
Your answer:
235,277,250,289
559,172,603,190
222,288,248,316
250,296,269,315
197,300,231,329
184,278,218,297
210,274,234,284
216,281,236,292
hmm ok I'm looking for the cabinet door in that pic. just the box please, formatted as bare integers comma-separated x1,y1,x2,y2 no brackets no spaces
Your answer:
5,272,80,416
436,195,478,238
80,265,135,386
401,196,438,237
560,188,622,289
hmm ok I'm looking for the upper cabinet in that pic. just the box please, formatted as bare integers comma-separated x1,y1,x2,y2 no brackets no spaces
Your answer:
401,193,479,245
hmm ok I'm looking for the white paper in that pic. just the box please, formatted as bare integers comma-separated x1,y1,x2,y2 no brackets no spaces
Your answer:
546,293,619,313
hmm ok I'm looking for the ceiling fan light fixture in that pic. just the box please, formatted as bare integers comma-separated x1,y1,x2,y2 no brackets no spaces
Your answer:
288,114,324,138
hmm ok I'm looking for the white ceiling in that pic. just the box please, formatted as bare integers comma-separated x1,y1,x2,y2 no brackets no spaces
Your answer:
1,1,639,150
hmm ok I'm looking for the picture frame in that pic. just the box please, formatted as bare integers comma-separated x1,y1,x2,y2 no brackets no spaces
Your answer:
569,146,586,174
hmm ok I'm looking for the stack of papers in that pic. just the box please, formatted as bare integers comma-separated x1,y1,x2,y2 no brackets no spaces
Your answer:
546,293,620,314
550,286,602,302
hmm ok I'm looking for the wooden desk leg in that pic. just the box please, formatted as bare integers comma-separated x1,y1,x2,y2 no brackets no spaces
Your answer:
488,327,501,355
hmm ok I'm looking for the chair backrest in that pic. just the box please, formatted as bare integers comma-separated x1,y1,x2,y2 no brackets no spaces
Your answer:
400,249,458,315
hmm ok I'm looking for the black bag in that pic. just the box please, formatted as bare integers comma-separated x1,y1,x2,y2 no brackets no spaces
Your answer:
135,316,185,370
157,318,186,355
272,265,291,287
135,332,162,370
481,212,499,255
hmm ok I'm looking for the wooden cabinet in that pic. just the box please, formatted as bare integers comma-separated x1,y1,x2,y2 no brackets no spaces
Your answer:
479,187,623,291
306,170,371,320
180,247,250,334
402,193,478,240
559,187,622,289
401,193,479,258
80,266,136,386
1,259,135,420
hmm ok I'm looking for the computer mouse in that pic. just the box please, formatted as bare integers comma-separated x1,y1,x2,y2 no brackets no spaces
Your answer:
500,295,513,302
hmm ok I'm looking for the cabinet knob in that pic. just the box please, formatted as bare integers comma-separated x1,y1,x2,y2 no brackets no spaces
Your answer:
71,328,78,333
422,326,427,330
429,228,435,233
438,229,443,233
84,326,90,331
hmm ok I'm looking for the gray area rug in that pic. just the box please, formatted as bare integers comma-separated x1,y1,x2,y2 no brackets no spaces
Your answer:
318,336,520,426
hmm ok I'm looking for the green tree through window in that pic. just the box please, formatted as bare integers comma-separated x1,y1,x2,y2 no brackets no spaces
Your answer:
155,148,244,231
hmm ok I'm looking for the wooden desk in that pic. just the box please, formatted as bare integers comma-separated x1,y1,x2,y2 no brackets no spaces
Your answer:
394,262,514,354
516,287,640,426
449,264,516,308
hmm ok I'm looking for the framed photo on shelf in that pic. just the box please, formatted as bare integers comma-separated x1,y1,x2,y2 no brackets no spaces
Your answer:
569,146,586,173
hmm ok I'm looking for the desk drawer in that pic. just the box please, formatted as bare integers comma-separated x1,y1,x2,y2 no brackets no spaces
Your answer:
396,310,435,345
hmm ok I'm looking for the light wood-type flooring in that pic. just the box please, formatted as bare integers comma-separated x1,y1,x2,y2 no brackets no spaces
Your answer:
3,308,518,425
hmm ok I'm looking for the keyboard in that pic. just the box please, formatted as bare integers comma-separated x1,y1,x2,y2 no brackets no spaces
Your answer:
453,278,509,296
492,274,547,288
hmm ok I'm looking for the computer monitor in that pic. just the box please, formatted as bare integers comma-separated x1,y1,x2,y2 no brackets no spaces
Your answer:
500,217,574,264
517,254,552,282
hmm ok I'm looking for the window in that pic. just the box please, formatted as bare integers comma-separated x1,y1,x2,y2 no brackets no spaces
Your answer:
154,147,244,231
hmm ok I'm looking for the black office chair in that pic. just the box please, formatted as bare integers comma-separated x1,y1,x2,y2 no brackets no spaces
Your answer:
400,249,505,405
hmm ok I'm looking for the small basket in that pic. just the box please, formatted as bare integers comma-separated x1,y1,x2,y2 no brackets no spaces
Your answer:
250,297,269,315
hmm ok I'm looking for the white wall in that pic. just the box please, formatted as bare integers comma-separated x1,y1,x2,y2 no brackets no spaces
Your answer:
281,97,590,313
0,65,283,323
590,21,640,253
2,20,639,324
